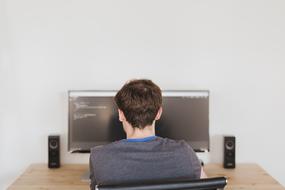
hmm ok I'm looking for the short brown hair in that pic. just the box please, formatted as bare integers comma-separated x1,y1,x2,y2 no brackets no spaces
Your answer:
115,79,162,129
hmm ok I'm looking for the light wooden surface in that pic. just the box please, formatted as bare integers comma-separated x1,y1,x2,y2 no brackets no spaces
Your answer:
8,163,285,190
204,164,285,190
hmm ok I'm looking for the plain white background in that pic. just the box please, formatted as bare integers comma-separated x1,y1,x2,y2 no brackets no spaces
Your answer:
1,0,285,189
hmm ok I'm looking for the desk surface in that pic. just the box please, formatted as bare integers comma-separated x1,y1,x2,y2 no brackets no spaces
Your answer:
8,163,285,190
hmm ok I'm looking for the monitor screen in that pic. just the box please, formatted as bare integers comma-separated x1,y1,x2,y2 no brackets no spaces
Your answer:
68,90,209,152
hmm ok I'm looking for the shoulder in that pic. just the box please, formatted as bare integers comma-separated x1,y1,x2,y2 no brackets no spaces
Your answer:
157,137,192,148
161,138,197,157
90,140,125,156
155,137,195,153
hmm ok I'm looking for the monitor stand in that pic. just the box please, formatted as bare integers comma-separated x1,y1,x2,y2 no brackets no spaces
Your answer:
80,170,90,183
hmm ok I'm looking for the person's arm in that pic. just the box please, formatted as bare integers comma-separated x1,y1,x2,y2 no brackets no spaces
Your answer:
200,167,208,178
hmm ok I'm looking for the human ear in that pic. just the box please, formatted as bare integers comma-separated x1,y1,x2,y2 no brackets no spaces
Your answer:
155,107,162,120
118,109,126,122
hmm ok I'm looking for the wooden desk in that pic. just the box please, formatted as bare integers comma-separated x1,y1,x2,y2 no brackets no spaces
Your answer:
8,164,285,190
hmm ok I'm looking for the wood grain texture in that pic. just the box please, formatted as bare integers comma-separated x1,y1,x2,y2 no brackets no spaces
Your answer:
204,163,284,190
8,163,285,190
8,164,89,190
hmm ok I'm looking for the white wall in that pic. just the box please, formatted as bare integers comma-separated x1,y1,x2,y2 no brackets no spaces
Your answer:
1,0,285,189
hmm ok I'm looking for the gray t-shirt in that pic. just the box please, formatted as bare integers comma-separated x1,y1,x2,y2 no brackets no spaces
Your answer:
89,136,201,190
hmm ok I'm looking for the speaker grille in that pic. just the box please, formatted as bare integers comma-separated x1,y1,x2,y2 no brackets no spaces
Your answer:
48,135,60,168
224,136,235,168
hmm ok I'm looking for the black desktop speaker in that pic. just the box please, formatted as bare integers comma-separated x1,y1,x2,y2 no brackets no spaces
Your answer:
223,136,235,168
48,135,60,168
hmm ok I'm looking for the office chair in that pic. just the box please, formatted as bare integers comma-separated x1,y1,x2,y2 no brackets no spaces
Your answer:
96,177,227,190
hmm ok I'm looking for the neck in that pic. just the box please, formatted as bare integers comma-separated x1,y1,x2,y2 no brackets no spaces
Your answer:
126,125,156,139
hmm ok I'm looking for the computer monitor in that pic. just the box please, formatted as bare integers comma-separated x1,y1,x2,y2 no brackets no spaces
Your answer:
68,90,209,152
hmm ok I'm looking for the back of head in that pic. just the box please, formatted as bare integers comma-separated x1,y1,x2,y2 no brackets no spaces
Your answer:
115,79,162,129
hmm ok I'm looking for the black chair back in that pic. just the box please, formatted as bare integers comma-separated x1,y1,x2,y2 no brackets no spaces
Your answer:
96,177,227,190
